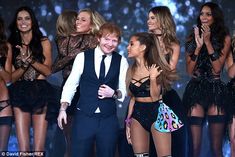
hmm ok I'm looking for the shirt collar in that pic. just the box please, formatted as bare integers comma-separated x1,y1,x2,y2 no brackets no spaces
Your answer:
95,46,112,58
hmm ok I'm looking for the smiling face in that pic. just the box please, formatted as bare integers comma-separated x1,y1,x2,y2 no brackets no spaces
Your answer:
127,36,145,58
76,11,92,33
147,11,162,35
98,33,119,55
200,6,214,26
16,10,32,33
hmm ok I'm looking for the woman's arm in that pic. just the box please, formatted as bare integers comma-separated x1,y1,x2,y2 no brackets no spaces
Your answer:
11,39,52,82
125,96,135,144
52,34,98,73
126,96,135,119
149,65,162,101
32,38,52,78
205,35,231,74
169,43,180,70
186,48,201,75
226,51,235,78
0,43,12,82
186,27,203,75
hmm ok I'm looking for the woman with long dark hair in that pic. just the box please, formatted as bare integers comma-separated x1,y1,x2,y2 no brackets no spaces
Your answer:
147,6,188,156
182,2,231,157
0,16,13,151
226,35,235,157
8,6,52,152
125,32,183,157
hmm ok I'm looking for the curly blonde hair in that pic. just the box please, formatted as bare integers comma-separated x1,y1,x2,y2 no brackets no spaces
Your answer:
56,10,78,37
79,8,106,35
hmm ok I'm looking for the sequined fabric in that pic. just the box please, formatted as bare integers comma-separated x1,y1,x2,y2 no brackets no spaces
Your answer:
52,34,98,78
183,33,227,112
14,55,40,81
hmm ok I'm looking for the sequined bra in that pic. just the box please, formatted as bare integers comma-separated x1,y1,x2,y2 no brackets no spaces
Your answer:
185,32,223,79
129,76,150,97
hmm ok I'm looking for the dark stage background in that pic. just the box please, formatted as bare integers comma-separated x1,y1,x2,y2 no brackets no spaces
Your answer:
0,0,235,156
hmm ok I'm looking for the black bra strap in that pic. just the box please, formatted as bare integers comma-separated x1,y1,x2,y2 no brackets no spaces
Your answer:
132,76,149,84
0,100,10,112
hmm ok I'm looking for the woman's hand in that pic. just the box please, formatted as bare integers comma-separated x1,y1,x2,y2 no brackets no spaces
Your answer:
16,45,32,65
57,110,67,130
16,45,30,60
126,125,132,145
148,64,162,79
194,26,203,49
201,24,211,45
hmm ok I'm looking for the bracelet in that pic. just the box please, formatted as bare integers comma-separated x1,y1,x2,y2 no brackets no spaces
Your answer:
125,117,132,126
112,90,118,99
190,53,198,62
21,64,29,70
6,82,12,87
27,56,36,64
112,90,122,99
209,51,220,61
20,60,30,70
31,59,36,64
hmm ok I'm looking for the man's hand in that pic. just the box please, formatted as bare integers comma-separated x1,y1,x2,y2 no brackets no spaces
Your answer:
57,102,69,129
57,110,67,130
98,84,115,99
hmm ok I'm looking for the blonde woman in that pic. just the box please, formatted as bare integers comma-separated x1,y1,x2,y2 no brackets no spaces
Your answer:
53,9,105,157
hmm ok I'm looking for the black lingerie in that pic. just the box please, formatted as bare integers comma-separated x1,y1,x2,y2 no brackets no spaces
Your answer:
132,101,159,132
129,76,150,97
0,100,10,112
183,34,227,112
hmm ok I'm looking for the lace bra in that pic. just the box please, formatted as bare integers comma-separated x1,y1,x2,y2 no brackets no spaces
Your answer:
129,76,150,97
15,55,40,81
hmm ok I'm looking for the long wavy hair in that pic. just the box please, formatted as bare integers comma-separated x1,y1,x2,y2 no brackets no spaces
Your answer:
126,32,178,93
232,36,235,58
8,6,45,64
56,10,78,37
0,16,8,57
78,8,106,35
148,6,179,56
187,2,229,49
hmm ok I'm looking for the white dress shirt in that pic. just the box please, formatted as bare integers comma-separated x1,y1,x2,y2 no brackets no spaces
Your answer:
60,46,129,107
